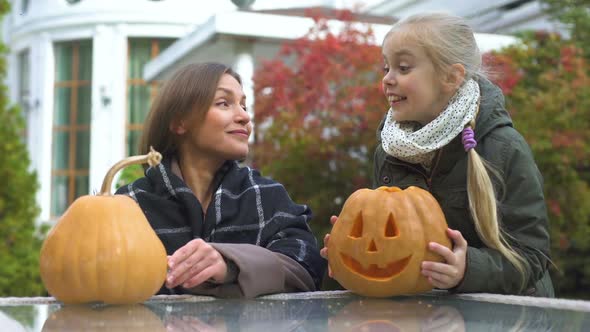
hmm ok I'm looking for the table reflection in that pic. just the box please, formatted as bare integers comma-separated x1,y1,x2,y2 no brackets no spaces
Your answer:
328,299,464,332
0,310,28,332
36,293,589,332
150,298,323,331
40,298,466,332
42,304,166,331
164,315,227,332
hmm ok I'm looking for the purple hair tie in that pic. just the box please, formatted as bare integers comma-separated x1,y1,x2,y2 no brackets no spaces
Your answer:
462,127,477,151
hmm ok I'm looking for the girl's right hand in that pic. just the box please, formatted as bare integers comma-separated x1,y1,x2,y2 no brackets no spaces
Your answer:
320,215,338,278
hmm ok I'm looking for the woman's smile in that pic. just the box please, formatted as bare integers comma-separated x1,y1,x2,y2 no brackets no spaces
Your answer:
228,129,250,139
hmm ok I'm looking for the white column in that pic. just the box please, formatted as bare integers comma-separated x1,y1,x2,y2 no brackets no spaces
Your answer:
5,52,18,108
232,43,255,142
30,33,54,222
89,24,127,194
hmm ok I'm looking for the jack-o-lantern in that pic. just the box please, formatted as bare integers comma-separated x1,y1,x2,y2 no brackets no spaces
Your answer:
327,186,452,297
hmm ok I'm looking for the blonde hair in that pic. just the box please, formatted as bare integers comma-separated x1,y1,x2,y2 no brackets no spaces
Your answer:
386,13,529,291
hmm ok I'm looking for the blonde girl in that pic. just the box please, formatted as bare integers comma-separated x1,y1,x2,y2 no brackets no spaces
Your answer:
322,13,553,297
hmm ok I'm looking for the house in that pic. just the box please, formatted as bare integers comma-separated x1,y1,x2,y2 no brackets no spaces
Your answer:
2,0,552,224
367,0,561,33
3,0,235,222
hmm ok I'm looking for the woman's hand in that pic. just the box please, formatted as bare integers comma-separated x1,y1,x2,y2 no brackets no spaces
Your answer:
166,238,227,289
320,215,338,278
421,228,468,289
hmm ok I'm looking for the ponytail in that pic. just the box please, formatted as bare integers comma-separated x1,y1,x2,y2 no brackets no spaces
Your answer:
465,118,529,292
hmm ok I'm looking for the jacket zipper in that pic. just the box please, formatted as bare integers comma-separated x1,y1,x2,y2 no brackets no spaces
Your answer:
384,147,444,190
426,147,444,189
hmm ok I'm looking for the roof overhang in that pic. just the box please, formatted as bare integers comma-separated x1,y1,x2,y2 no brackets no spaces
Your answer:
144,10,519,81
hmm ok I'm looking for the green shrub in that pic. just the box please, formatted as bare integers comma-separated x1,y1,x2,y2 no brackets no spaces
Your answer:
115,164,144,189
485,31,590,299
252,10,383,243
0,0,46,296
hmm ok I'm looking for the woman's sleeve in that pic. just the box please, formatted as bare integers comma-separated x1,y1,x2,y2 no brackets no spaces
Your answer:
184,243,316,298
259,180,326,290
185,176,326,298
454,132,551,295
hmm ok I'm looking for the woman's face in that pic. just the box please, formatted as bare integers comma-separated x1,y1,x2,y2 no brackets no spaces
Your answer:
181,73,251,162
381,32,453,125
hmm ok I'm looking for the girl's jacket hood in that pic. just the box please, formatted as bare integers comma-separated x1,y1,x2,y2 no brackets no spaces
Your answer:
474,77,514,140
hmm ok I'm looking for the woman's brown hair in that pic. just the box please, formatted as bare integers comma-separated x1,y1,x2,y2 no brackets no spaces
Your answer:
140,62,241,158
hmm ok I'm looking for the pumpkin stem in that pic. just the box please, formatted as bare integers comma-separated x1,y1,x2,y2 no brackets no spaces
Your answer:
99,146,162,195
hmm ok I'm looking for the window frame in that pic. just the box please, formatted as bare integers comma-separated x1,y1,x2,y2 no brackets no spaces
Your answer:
51,40,92,218
125,38,175,156
18,49,31,140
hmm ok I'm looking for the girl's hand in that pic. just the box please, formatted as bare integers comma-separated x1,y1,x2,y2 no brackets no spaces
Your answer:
421,228,468,289
320,215,338,278
166,238,227,289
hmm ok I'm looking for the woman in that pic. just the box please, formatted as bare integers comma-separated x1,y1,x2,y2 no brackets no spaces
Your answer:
117,62,325,298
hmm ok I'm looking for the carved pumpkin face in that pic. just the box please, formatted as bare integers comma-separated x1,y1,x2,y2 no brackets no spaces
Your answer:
327,186,451,297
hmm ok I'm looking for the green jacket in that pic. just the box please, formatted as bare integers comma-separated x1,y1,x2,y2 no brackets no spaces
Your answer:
373,78,554,297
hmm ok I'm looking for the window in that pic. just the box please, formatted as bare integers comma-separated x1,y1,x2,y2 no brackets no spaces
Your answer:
21,0,30,14
18,50,30,140
126,38,174,156
499,0,534,11
52,40,92,217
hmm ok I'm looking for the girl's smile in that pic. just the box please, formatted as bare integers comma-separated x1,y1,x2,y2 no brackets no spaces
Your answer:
381,31,455,125
387,94,407,106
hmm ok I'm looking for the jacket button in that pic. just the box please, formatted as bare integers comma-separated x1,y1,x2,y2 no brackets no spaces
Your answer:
382,175,391,184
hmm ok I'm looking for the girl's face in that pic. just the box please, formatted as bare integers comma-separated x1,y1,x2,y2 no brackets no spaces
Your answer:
381,32,454,125
180,73,252,163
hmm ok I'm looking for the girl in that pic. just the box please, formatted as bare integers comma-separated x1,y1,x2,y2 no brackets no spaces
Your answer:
117,63,325,298
322,13,553,297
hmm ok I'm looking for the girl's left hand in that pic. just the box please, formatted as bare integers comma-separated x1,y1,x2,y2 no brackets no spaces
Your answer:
421,228,467,289
166,238,227,289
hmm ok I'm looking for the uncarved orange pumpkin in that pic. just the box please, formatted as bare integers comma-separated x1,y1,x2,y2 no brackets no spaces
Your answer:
327,186,452,297
40,148,167,304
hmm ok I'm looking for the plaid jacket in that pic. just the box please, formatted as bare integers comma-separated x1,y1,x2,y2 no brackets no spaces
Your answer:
115,158,325,289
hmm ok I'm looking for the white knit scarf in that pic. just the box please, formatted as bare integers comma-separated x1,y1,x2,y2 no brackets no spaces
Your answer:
381,79,480,166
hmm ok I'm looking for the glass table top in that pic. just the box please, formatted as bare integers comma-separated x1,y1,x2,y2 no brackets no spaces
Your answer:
1,291,590,331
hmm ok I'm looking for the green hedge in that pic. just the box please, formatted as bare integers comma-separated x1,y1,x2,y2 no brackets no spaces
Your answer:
0,0,46,296
485,30,590,298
